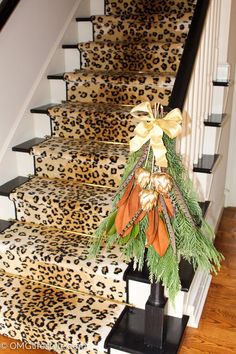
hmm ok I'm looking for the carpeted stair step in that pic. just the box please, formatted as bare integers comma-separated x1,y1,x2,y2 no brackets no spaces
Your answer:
48,102,136,142
31,136,129,187
0,221,127,302
9,176,115,233
92,13,192,43
105,0,196,16
79,41,184,74
64,70,175,106
0,272,125,354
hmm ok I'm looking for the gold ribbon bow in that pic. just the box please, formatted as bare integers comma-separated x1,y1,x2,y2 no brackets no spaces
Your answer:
130,102,182,167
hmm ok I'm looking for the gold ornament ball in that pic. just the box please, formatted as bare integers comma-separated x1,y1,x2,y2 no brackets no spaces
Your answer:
151,172,173,195
135,167,151,189
139,189,158,212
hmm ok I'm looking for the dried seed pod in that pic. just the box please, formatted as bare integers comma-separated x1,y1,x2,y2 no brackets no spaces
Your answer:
135,167,151,189
151,172,173,195
139,189,158,212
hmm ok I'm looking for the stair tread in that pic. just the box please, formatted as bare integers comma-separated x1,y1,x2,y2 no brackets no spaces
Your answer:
193,154,220,173
78,40,184,50
0,219,14,232
105,0,196,16
64,69,176,85
48,101,135,142
0,221,128,282
10,176,115,207
30,103,59,114
31,136,129,161
31,137,128,187
9,176,115,233
204,113,228,127
12,138,45,153
106,307,189,354
92,13,191,44
0,176,29,197
91,13,193,23
47,73,64,80
0,272,125,354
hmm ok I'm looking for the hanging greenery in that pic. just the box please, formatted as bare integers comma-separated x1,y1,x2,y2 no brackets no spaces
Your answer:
90,102,223,301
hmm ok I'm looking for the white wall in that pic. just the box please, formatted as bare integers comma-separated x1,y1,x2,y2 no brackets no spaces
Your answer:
0,0,80,184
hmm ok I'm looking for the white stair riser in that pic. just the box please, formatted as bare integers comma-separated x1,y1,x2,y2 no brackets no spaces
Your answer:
203,127,220,155
128,268,211,329
0,196,15,220
64,48,80,72
193,173,212,201
78,21,93,43
16,154,34,177
49,80,66,102
32,113,52,137
128,280,186,319
211,86,228,114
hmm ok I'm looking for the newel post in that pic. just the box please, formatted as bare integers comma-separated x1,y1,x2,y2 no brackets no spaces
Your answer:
144,281,167,349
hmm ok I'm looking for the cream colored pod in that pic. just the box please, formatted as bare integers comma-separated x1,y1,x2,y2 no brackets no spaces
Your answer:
151,172,173,195
139,189,158,212
135,167,151,189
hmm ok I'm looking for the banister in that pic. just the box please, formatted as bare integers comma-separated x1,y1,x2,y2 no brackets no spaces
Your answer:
0,0,20,31
169,0,210,110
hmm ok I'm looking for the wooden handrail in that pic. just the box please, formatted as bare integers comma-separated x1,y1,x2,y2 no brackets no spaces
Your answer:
0,0,20,31
169,0,210,110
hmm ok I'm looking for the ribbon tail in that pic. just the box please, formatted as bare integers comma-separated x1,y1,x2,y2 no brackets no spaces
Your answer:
130,135,149,153
151,137,168,168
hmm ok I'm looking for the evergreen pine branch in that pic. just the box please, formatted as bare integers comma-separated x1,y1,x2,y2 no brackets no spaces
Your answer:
164,134,203,224
146,246,181,302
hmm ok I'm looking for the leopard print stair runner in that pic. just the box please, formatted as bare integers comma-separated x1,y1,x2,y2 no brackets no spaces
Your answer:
0,222,127,302
92,13,192,43
9,176,114,233
0,0,197,352
64,70,175,106
48,102,136,142
0,273,124,354
32,137,129,187
78,41,184,73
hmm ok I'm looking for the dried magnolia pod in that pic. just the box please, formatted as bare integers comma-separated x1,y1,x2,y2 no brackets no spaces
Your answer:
139,189,158,212
151,172,173,195
135,167,151,189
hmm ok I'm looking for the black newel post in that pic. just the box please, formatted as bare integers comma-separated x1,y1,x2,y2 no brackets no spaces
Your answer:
144,281,167,349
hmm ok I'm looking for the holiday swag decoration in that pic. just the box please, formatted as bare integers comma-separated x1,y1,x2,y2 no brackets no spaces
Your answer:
90,102,223,301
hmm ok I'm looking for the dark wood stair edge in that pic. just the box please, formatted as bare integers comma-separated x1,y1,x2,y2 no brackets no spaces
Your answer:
213,80,231,87
12,138,46,154
75,17,92,22
62,44,79,49
0,176,29,197
193,154,220,174
0,219,14,233
124,258,194,294
169,0,210,110
30,103,59,114
47,73,65,80
105,307,189,354
204,113,228,127
0,0,20,31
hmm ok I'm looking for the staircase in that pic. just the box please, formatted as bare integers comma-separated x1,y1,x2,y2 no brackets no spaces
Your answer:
0,0,230,353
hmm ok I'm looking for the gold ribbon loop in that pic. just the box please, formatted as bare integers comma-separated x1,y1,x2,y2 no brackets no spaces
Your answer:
130,102,182,167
